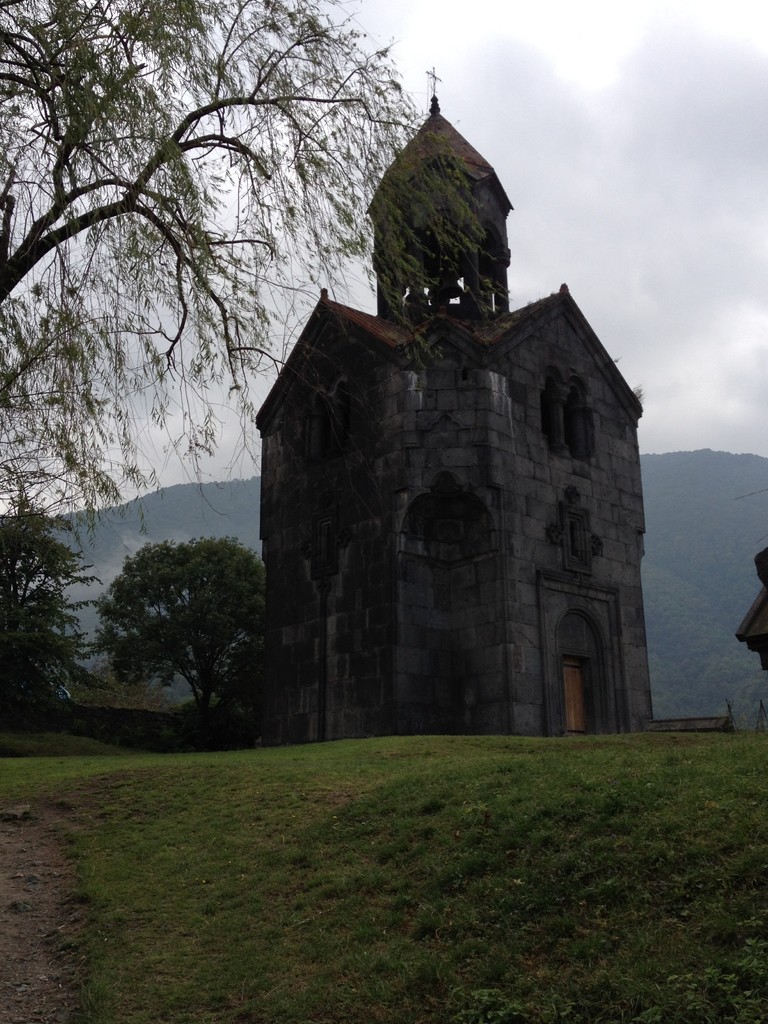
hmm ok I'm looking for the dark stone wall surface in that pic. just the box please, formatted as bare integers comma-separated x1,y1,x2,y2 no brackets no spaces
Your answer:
258,298,652,744
259,319,401,744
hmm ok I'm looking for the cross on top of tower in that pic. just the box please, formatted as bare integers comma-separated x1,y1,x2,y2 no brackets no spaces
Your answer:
426,67,441,115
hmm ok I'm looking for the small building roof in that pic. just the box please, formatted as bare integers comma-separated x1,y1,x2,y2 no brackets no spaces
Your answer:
736,585,768,671
737,587,768,642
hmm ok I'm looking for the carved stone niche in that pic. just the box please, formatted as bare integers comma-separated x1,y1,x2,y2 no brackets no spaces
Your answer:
402,474,495,565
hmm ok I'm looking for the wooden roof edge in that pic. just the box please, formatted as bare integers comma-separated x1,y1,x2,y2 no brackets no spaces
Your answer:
736,585,768,641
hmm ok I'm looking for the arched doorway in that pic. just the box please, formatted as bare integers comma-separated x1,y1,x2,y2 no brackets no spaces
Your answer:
557,611,607,734
562,656,587,734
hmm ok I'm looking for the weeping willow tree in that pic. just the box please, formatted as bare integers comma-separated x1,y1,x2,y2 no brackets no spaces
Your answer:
0,0,423,512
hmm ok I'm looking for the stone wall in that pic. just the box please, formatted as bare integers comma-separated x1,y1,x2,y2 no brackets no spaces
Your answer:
2,703,182,751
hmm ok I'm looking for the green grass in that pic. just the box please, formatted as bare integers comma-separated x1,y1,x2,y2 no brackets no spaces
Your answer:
0,731,146,758
3,733,768,1023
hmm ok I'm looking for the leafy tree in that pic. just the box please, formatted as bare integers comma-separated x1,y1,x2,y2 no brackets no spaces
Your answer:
72,658,172,711
94,537,265,743
0,0,417,511
0,496,90,712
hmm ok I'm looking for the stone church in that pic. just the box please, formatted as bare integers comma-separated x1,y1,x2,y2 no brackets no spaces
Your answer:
256,99,652,744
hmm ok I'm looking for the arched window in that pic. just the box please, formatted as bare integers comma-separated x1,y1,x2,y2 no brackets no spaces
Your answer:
306,393,332,459
332,379,352,450
540,372,565,452
305,377,352,461
541,371,594,459
563,379,594,460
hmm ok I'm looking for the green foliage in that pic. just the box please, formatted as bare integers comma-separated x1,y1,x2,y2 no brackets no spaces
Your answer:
633,939,768,1023
71,660,171,711
0,496,90,713
94,537,264,745
0,0,417,511
452,989,530,1024
66,477,263,643
174,698,258,751
0,731,143,757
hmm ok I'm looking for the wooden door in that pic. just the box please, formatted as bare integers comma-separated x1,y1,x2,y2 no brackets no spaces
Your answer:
563,657,587,733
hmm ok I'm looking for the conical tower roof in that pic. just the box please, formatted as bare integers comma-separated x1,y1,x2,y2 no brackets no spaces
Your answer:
397,97,512,214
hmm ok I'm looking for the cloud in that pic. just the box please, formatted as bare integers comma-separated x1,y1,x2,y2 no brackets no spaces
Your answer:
412,23,768,458
151,7,768,487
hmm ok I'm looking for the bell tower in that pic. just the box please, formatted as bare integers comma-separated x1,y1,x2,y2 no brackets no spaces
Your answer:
371,96,513,322
257,93,652,745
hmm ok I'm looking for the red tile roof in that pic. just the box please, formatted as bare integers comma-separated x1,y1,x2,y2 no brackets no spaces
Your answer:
321,299,409,348
320,292,561,348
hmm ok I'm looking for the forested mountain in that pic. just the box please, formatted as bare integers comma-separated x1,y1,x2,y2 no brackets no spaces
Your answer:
70,477,261,640
641,450,768,722
78,476,262,577
72,452,768,724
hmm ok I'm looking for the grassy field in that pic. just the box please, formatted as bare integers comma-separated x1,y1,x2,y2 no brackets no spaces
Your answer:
2,732,768,1024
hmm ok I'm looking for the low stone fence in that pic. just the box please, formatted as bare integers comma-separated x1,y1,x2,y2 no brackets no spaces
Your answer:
70,704,182,749
2,703,183,751
645,716,734,733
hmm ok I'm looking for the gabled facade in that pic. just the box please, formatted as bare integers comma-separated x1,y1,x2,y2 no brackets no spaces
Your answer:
256,101,652,744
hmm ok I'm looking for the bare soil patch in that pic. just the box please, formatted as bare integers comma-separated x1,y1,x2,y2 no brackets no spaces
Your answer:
0,804,83,1024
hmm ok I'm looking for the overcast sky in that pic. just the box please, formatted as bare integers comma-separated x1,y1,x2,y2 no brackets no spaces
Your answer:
359,0,768,460
152,0,768,488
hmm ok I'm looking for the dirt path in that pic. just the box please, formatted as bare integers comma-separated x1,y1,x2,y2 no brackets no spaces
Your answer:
0,804,83,1024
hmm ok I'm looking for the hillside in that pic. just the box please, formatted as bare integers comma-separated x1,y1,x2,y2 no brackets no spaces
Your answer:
641,450,768,720
76,475,262,581
69,476,261,640
71,452,768,722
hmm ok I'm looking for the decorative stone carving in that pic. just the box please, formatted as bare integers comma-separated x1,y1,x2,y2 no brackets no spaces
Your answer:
337,526,352,548
546,523,564,545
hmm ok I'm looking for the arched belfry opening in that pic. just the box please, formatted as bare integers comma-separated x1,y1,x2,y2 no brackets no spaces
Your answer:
479,223,510,313
371,96,512,323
